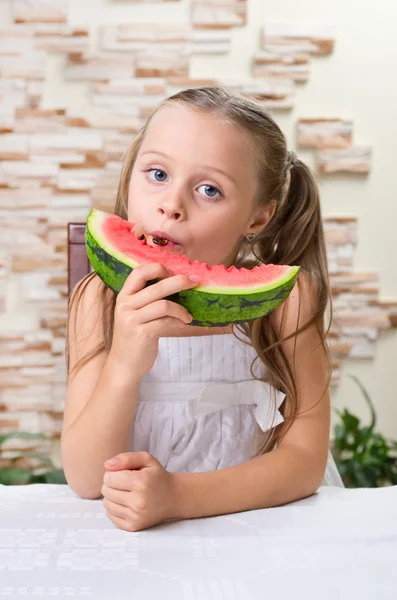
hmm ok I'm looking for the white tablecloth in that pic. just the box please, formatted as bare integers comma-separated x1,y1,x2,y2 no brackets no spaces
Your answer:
0,483,396,599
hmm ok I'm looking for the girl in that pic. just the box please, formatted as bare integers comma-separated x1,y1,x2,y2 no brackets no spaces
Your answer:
62,86,344,533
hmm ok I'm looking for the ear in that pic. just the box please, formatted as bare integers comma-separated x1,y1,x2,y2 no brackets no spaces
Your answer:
246,199,277,237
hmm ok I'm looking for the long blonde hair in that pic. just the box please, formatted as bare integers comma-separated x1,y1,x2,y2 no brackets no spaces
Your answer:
66,86,332,458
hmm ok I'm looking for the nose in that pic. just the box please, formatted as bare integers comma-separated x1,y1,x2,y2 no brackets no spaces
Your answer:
157,189,186,221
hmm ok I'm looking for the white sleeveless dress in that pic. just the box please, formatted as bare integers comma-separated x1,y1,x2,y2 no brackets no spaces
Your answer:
128,331,344,488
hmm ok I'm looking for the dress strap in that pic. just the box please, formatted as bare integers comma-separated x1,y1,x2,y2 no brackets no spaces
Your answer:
139,380,286,433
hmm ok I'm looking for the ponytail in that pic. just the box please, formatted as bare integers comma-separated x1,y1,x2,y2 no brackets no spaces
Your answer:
255,159,328,277
241,157,333,457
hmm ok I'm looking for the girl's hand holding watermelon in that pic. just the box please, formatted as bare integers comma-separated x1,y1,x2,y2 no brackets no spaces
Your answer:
107,262,198,381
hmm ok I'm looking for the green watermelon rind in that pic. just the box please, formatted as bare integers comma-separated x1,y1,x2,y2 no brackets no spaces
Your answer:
85,212,300,327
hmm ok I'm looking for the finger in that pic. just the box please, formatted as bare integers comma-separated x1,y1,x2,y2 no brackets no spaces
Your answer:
103,497,129,517
103,469,136,491
131,299,192,325
105,511,126,529
120,263,172,297
104,450,153,470
127,274,198,311
106,511,140,533
144,315,192,337
101,483,130,505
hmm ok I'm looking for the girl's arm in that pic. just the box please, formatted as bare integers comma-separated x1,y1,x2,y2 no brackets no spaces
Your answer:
172,273,331,518
61,276,141,500
62,266,196,500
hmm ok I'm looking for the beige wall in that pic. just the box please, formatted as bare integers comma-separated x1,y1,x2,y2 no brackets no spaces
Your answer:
1,0,396,447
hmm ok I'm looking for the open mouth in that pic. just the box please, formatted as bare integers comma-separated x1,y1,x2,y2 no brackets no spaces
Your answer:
151,235,170,247
135,229,182,251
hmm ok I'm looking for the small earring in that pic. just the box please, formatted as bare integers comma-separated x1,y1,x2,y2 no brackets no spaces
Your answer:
246,233,256,242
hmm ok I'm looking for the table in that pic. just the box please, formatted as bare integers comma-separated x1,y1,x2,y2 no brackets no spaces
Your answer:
1,483,396,599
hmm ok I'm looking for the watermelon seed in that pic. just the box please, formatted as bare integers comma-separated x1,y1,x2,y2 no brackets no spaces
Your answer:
153,237,169,246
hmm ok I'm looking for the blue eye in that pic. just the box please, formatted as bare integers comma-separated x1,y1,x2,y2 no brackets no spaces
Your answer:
144,168,222,200
197,184,221,199
146,168,168,182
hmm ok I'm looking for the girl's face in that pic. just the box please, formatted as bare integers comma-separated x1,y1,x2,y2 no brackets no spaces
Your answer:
128,104,273,267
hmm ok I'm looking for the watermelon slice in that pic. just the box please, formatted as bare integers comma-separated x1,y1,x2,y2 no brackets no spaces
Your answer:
85,209,300,327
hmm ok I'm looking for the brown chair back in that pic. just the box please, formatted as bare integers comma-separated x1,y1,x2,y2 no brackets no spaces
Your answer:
67,223,90,296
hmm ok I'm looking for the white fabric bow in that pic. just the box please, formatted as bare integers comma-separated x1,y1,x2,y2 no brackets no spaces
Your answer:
187,379,286,433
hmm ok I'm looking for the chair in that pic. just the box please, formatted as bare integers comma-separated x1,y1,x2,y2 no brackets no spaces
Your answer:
67,223,90,297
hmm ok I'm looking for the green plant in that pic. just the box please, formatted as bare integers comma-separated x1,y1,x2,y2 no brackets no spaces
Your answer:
333,374,397,488
0,431,67,485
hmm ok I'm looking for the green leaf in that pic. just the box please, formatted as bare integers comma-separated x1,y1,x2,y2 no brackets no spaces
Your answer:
334,424,345,442
43,469,67,484
350,461,372,487
336,462,349,478
347,374,377,433
341,412,360,433
0,468,32,485
25,469,67,485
